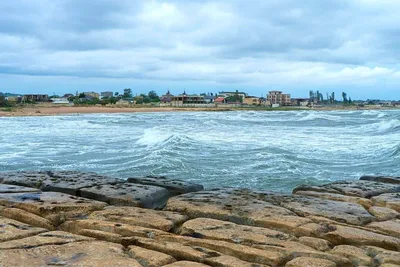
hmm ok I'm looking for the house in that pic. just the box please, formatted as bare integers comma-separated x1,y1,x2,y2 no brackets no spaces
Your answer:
214,97,226,104
243,96,261,105
23,94,49,102
219,91,247,99
292,98,310,107
160,90,174,103
83,92,100,99
171,92,206,106
100,91,113,99
267,91,291,106
51,98,70,104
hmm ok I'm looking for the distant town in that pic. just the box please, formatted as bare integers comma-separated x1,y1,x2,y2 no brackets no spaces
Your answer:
1,89,399,109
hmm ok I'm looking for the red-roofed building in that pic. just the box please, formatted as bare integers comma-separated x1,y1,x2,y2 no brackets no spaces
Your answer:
215,97,226,103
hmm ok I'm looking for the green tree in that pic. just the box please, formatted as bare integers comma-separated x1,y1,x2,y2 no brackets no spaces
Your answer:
79,93,86,98
148,90,160,102
123,88,132,98
342,92,348,103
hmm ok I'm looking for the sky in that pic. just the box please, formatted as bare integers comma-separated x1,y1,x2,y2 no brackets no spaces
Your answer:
1,0,400,100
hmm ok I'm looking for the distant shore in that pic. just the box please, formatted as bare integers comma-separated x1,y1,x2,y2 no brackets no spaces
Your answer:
0,105,398,117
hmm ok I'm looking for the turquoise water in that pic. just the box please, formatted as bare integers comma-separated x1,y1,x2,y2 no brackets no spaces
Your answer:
1,110,399,192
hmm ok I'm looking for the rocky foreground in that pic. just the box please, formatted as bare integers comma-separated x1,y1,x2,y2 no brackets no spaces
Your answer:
1,172,400,267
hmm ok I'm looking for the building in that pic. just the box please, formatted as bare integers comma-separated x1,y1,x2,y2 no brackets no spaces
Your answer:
171,92,206,106
100,91,113,99
160,90,174,103
51,98,70,104
243,96,261,105
23,94,49,102
292,98,310,107
267,91,291,106
214,97,226,104
219,91,247,99
83,92,100,99
203,95,215,103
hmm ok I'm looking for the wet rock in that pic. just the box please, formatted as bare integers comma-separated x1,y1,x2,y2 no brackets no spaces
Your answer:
330,245,372,266
0,191,107,225
128,175,204,196
0,171,121,196
0,217,47,242
0,184,40,193
0,240,142,267
0,231,93,249
128,245,177,266
265,194,375,226
80,183,170,209
371,193,400,212
293,180,400,198
285,257,337,267
89,206,188,232
322,224,400,251
360,175,400,184
368,206,399,221
367,219,400,238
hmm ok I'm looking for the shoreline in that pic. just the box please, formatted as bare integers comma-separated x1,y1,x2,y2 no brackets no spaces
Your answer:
0,105,398,117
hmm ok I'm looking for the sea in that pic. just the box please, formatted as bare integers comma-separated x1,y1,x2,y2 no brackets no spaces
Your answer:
1,109,399,193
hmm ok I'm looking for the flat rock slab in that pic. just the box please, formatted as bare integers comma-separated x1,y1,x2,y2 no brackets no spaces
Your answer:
372,193,400,212
89,206,188,232
0,184,40,193
128,245,177,266
0,240,142,267
0,217,47,242
285,257,336,267
127,176,204,195
80,183,170,209
293,180,400,198
367,219,400,239
0,171,121,196
265,194,376,226
0,231,93,249
360,175,400,184
0,192,107,225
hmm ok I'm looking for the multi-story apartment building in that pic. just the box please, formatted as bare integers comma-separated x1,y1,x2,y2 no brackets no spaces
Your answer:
267,91,291,106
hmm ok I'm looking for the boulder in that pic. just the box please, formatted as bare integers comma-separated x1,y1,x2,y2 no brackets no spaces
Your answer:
165,189,309,233
0,184,40,193
360,175,400,184
80,183,170,209
164,261,210,267
285,257,337,267
128,245,177,266
293,180,400,198
128,175,204,195
322,225,400,251
0,171,121,196
367,219,400,238
368,206,399,221
0,191,107,225
89,206,188,232
330,245,372,266
298,237,332,252
0,231,93,249
371,193,400,212
0,217,47,242
0,240,142,267
264,194,375,226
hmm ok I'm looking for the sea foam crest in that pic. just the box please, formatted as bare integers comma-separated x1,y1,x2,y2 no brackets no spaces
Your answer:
298,112,342,122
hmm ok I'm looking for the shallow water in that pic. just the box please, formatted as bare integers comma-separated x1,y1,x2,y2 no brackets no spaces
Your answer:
1,110,399,192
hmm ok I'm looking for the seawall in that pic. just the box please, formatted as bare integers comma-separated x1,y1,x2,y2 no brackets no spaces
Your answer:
0,171,399,266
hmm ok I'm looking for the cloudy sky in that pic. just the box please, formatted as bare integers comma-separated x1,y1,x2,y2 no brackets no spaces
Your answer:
1,0,399,99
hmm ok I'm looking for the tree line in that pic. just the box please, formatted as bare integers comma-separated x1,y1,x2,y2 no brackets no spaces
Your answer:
309,90,353,105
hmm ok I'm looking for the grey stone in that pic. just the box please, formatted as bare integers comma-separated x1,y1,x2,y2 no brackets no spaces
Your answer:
293,180,400,198
0,184,40,193
0,171,121,196
127,176,204,196
80,183,170,209
264,194,376,226
360,175,400,184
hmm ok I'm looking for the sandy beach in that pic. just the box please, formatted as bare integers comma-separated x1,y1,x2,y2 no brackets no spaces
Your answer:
0,105,397,117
